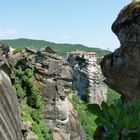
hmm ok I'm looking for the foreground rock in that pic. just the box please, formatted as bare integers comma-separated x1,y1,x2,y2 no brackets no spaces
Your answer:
0,69,22,140
101,1,140,101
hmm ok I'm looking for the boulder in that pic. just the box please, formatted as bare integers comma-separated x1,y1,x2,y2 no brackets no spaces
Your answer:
0,42,10,58
44,46,57,54
101,2,140,101
25,47,37,54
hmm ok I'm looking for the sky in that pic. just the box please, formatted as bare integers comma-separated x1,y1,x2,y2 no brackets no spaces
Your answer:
0,0,131,51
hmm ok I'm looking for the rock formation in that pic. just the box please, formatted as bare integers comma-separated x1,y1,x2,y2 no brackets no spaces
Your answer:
0,42,10,58
67,51,107,104
101,1,140,101
0,41,86,140
17,47,86,140
133,0,140,3
0,69,22,140
73,59,107,104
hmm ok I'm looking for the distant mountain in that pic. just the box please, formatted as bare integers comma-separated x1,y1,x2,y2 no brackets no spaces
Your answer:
2,38,110,58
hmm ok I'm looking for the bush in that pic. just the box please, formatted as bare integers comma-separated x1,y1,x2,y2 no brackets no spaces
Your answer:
39,123,53,140
27,90,38,108
31,109,41,124
71,93,97,140
88,100,140,140
31,122,53,140
14,68,41,109
14,78,26,101
31,122,44,140
107,87,120,105
8,58,15,67
13,48,23,54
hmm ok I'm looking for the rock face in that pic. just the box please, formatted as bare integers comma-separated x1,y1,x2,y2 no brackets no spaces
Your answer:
22,47,86,140
71,57,107,104
0,69,22,140
0,42,10,58
101,2,140,101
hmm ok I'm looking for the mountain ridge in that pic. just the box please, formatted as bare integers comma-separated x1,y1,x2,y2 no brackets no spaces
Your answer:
1,38,110,57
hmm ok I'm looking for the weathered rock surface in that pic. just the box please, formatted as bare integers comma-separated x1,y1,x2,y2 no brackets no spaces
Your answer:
0,69,22,140
0,42,10,58
15,47,86,140
35,51,85,140
101,2,140,101
72,59,107,104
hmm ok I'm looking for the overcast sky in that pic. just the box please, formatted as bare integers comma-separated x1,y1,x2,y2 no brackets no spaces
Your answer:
0,0,131,51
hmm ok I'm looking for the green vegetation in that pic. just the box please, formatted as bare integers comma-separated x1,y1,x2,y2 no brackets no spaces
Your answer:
13,48,23,54
11,59,53,140
71,91,97,140
107,87,121,105
88,100,140,140
71,86,121,140
21,99,53,140
14,68,41,110
2,38,110,58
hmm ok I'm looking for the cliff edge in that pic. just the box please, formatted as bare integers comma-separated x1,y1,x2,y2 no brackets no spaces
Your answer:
101,1,140,101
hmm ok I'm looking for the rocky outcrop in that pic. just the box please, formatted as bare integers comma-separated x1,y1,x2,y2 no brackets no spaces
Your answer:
0,42,10,58
35,50,85,140
0,69,22,140
73,58,107,104
17,46,86,140
101,1,140,101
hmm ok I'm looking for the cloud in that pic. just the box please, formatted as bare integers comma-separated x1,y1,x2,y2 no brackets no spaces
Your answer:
0,28,18,38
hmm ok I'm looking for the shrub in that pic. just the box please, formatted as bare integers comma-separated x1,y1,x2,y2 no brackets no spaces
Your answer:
88,100,140,140
71,93,97,140
13,48,23,54
8,58,15,67
31,122,44,140
107,87,120,105
31,122,53,140
14,68,41,109
14,78,26,101
31,109,41,124
39,123,53,140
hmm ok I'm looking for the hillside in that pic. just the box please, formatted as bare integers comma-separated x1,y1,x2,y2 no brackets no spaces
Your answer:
2,38,110,57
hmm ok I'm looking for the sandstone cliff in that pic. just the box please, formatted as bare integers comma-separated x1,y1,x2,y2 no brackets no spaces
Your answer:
0,69,22,140
69,55,107,104
101,1,140,101
14,47,86,140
